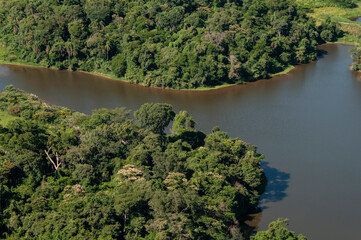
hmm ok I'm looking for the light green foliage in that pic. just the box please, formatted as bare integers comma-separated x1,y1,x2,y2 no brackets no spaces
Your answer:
0,86,272,239
0,0,341,89
297,0,356,8
0,111,17,126
171,110,195,134
251,218,307,240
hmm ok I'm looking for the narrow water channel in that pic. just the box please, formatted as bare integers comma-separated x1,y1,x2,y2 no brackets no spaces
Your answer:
1,44,361,239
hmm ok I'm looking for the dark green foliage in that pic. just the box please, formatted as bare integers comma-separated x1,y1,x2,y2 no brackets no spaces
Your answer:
350,46,361,71
134,103,175,134
251,218,307,240
327,0,356,8
0,87,269,239
318,17,342,42
0,0,340,89
111,54,127,77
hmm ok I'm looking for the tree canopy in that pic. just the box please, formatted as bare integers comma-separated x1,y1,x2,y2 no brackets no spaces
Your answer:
0,86,270,239
251,218,307,240
134,103,175,134
0,0,340,89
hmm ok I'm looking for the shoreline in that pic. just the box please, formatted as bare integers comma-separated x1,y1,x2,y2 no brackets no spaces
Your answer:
0,58,296,92
1,3,361,92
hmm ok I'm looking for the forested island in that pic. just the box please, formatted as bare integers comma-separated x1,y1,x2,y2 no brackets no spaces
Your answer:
0,0,340,89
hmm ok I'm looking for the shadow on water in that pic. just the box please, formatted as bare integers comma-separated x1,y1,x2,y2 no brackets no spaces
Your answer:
240,210,263,239
241,162,290,238
259,162,290,208
317,49,328,60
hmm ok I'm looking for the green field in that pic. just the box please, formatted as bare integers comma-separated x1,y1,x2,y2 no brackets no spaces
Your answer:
0,111,17,126
297,0,361,44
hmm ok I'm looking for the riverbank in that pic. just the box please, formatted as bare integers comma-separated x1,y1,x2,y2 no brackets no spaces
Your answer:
0,46,46,68
0,44,297,92
0,59,296,91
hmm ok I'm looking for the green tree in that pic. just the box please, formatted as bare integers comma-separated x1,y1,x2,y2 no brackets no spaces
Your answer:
84,0,112,24
351,46,361,71
134,103,175,134
251,218,307,240
111,54,127,77
171,110,195,134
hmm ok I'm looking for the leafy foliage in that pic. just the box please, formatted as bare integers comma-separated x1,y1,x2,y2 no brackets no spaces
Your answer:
0,0,341,89
350,45,361,71
251,218,307,240
0,86,268,239
134,103,175,135
297,0,357,8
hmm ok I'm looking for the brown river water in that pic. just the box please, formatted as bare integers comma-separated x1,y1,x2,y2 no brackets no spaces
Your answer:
1,44,361,239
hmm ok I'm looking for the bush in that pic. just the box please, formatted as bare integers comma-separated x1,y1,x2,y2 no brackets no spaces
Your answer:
20,109,35,120
111,54,127,77
8,105,22,116
32,110,57,123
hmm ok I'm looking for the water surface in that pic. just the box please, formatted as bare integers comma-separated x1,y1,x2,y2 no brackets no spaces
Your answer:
1,44,361,239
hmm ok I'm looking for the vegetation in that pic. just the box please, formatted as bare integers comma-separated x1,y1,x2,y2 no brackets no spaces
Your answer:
295,1,361,70
350,45,361,70
296,0,357,8
0,0,340,89
0,86,270,239
296,0,361,44
251,218,307,240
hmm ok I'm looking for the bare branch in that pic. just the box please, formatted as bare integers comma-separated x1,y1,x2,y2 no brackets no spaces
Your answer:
45,149,57,169
45,147,63,171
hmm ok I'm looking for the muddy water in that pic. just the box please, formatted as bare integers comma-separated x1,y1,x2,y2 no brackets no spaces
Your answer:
1,44,361,239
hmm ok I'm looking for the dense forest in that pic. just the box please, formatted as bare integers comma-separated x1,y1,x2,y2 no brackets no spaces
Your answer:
0,0,340,89
0,86,271,239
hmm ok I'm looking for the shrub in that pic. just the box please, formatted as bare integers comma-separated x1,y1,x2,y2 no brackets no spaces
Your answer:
8,105,22,116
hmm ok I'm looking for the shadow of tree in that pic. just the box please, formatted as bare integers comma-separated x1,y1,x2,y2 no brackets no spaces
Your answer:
240,210,263,239
318,49,328,60
259,161,290,209
241,162,290,237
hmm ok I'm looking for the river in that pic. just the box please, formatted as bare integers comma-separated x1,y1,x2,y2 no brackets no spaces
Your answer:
1,44,361,239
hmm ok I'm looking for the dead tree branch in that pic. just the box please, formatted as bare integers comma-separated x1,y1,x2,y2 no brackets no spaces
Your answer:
45,147,63,171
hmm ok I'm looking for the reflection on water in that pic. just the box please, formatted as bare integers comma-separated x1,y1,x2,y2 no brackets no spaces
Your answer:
1,44,361,240
0,65,9,77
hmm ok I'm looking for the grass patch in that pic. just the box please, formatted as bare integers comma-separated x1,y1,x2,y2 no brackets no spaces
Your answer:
0,111,17,126
297,1,361,44
180,82,238,91
296,0,334,8
270,65,295,77
185,66,296,91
